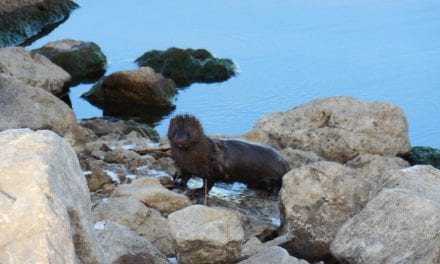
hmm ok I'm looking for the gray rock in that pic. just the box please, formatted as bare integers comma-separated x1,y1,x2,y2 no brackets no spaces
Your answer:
280,157,408,260
0,47,71,95
238,246,310,264
93,196,175,256
168,205,244,263
280,147,325,169
80,117,160,142
0,129,105,263
0,0,78,47
95,221,168,264
331,165,440,264
0,74,92,151
82,67,176,108
254,96,410,163
111,177,191,216
32,39,107,84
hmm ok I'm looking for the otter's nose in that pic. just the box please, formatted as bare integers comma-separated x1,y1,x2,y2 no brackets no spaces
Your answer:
173,138,185,146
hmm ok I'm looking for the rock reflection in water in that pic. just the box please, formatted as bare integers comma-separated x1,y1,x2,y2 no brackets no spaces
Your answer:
101,103,175,127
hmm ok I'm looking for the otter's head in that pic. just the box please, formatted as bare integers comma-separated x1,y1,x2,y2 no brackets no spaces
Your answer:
167,114,205,149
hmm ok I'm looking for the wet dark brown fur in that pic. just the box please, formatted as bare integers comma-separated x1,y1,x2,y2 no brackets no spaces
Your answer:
167,114,291,194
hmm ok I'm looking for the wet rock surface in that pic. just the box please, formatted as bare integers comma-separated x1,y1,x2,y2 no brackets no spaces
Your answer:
402,146,440,169
82,66,177,110
135,47,236,87
0,0,78,47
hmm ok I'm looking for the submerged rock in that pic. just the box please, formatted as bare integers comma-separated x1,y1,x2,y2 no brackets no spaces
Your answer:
82,67,176,108
401,146,440,169
32,39,107,85
0,0,78,47
135,47,236,87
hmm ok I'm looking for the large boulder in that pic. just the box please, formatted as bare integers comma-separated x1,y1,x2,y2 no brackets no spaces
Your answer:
0,47,71,95
0,74,92,150
279,156,409,261
168,205,245,263
254,96,411,163
331,165,440,264
0,0,78,47
32,39,107,85
0,129,105,263
93,196,175,256
81,67,176,108
111,177,191,216
135,47,236,87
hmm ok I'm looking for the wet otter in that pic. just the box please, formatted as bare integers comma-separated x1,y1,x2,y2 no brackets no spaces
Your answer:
167,114,291,198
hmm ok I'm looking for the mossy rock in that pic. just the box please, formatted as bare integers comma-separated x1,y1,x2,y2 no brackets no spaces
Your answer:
32,39,107,85
0,0,78,47
401,146,440,169
135,47,236,87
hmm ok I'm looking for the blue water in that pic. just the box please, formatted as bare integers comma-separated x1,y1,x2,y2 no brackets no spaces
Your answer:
27,0,440,147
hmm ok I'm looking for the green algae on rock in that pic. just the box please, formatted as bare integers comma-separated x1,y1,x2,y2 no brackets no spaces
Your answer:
32,39,107,85
401,146,440,169
135,47,236,88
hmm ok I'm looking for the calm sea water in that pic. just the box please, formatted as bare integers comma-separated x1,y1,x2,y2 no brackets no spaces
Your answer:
27,0,440,148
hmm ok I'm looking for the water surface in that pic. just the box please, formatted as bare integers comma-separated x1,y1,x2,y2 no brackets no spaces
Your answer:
28,0,440,147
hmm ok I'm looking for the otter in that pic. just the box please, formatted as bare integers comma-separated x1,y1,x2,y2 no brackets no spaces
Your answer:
167,114,291,200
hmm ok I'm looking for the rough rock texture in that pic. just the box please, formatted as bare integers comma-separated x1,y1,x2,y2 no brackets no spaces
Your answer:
168,205,245,263
111,177,191,216
135,47,236,87
279,158,408,261
95,221,168,264
238,246,310,264
0,74,92,151
0,47,71,95
280,147,324,169
254,96,411,163
32,39,107,85
0,0,78,47
81,66,176,108
80,117,160,142
92,196,175,256
331,165,440,264
0,129,105,263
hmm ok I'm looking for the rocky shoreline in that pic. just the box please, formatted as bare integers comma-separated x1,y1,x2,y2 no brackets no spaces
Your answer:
1,2,440,264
